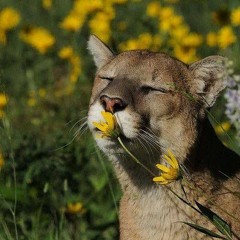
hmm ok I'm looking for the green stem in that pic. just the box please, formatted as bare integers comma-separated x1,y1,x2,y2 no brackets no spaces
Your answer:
117,137,155,176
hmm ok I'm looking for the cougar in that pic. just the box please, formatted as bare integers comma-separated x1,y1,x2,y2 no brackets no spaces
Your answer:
87,35,240,240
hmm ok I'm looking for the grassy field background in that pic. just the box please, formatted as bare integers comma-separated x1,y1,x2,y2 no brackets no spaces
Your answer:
0,0,240,239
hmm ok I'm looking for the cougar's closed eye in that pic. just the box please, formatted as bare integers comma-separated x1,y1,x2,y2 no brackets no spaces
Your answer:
141,85,168,94
99,75,114,81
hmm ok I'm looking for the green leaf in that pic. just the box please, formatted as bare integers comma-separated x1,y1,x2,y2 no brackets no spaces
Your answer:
182,222,228,239
195,201,232,239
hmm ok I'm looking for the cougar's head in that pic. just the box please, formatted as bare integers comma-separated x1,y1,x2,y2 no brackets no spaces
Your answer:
87,35,227,163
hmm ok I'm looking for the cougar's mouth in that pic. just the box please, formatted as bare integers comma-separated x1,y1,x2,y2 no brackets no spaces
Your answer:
88,102,142,143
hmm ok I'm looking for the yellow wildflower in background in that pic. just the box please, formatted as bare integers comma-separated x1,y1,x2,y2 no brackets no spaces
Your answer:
119,38,140,50
27,97,37,107
173,45,198,64
231,7,240,26
39,88,47,98
159,6,175,20
181,33,202,48
65,202,84,214
153,149,181,185
206,32,218,47
0,151,4,170
60,0,110,33
218,26,236,49
0,7,20,31
170,24,189,41
58,46,81,83
214,121,231,135
89,12,113,43
58,46,74,59
0,7,20,45
93,111,120,138
0,94,7,108
69,55,81,83
160,14,183,32
42,0,52,10
146,1,161,17
0,93,7,118
19,27,55,54
119,33,162,51
60,11,85,32
74,0,103,14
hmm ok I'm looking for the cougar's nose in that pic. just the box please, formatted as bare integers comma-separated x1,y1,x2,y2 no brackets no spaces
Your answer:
100,95,127,113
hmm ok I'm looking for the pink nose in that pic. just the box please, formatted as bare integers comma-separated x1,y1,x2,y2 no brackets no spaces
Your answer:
100,95,126,113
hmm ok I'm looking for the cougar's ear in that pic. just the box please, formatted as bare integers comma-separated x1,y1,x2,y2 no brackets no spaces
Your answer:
189,56,227,108
87,35,114,69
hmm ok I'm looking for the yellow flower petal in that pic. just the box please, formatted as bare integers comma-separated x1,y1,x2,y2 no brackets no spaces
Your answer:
156,164,170,173
101,111,114,129
153,176,169,185
161,171,178,180
163,149,179,169
92,122,108,132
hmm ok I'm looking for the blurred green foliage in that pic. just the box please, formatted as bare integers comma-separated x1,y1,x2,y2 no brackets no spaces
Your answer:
0,0,240,239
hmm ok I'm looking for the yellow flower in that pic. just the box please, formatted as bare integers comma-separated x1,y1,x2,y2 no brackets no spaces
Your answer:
58,46,74,59
42,0,52,10
153,149,181,185
206,32,218,47
173,45,198,64
231,7,240,26
159,6,175,20
169,24,189,40
161,15,183,32
182,33,202,48
19,27,55,54
89,11,113,42
60,11,85,32
58,47,81,84
214,121,231,135
73,0,103,14
0,151,4,170
0,7,20,31
39,88,47,98
138,33,153,48
0,94,7,108
65,202,84,214
218,26,236,49
146,1,161,17
69,55,81,83
93,111,120,138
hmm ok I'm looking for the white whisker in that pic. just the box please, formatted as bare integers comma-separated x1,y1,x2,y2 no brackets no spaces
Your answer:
70,116,88,133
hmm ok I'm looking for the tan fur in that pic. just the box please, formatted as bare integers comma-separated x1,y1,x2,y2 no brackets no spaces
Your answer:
87,35,240,240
